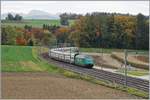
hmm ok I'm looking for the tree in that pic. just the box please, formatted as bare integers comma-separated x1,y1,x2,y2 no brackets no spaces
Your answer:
2,27,8,45
6,13,14,20
43,24,46,30
16,36,27,45
14,14,22,21
136,13,148,49
69,12,140,49
5,13,23,21
41,32,57,46
27,39,34,46
105,14,115,48
55,27,69,43
69,13,107,47
60,13,69,26
1,26,22,45
111,16,136,49
60,17,69,26
24,25,32,31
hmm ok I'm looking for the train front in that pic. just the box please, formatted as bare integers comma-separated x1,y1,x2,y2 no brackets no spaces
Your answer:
84,55,94,68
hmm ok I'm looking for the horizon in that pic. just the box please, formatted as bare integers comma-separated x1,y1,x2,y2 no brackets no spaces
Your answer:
2,1,149,16
2,9,149,16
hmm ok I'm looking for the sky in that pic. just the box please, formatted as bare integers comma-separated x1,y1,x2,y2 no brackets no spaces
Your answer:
1,1,149,15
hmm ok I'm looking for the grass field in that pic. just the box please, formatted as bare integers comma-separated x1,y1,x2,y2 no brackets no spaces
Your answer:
1,45,60,72
2,19,75,28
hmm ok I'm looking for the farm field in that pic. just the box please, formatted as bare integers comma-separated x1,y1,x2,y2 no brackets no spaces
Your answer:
2,72,141,99
1,45,58,72
2,19,74,28
2,19,60,28
1,45,146,99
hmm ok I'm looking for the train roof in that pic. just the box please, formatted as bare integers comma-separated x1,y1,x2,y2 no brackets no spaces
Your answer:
76,54,92,58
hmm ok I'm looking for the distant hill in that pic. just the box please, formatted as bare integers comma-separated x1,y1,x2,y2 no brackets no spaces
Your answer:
1,10,60,20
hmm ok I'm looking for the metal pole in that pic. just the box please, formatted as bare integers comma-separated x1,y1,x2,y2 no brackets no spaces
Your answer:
124,49,128,87
101,36,103,70
70,47,71,64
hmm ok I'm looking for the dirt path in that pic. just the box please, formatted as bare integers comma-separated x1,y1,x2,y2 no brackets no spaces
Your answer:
2,72,141,99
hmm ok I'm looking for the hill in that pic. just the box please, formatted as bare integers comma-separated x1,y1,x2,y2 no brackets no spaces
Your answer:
1,10,60,20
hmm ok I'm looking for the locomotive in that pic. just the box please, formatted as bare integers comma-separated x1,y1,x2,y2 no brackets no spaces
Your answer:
49,47,94,68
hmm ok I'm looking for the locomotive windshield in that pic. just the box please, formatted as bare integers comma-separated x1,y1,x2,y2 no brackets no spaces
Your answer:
85,55,93,61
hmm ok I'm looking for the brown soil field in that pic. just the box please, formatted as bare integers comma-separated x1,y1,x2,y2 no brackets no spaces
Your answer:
1,72,141,99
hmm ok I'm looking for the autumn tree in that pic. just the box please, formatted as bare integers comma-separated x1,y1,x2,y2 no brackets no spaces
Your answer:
69,13,107,47
16,36,27,45
55,27,70,43
1,26,21,45
41,32,57,46
111,16,136,49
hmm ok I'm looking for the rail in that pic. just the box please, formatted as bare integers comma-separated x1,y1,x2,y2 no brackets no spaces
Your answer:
41,53,149,92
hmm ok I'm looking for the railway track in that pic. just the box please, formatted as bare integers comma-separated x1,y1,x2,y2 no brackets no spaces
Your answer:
41,53,149,92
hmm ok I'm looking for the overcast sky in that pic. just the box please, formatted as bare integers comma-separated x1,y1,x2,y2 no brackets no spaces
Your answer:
1,1,149,15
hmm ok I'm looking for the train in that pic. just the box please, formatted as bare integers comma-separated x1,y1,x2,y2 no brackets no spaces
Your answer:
49,47,94,68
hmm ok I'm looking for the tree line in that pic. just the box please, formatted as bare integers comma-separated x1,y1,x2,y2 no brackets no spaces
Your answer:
2,25,56,46
59,13,82,26
2,12,149,50
5,13,23,21
68,12,148,50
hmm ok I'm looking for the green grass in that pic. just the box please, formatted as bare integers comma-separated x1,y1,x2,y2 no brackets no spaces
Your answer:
2,45,37,72
2,19,75,28
127,70,149,76
116,69,149,76
2,19,60,28
1,45,61,72
2,45,34,62
2,45,77,73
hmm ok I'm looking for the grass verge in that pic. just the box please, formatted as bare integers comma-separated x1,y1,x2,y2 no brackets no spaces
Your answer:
116,69,149,76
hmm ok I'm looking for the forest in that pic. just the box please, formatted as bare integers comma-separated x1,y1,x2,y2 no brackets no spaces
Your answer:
2,12,149,50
